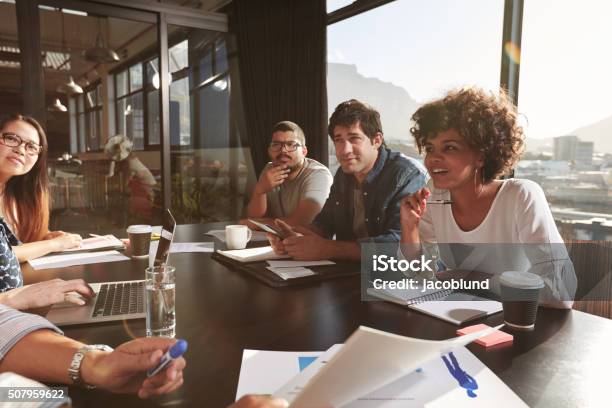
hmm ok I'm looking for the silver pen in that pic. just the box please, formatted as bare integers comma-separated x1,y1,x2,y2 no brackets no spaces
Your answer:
426,199,453,205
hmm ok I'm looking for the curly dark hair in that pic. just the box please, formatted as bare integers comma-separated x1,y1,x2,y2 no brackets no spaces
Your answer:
410,87,524,183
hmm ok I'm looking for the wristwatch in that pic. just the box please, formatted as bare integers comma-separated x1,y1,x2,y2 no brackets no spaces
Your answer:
68,344,114,389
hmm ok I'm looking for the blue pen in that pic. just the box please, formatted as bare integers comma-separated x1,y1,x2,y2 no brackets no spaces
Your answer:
147,339,188,377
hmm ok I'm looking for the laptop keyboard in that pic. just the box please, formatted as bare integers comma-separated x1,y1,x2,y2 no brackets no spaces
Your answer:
92,281,145,317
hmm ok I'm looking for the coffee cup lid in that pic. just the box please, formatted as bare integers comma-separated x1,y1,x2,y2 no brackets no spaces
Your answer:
127,225,152,234
500,271,544,289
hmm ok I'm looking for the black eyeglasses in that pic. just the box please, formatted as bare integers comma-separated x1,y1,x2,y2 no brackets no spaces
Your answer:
268,141,302,152
0,132,43,156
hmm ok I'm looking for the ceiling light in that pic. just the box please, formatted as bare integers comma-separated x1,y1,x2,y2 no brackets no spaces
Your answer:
48,98,68,112
83,17,120,63
57,76,83,94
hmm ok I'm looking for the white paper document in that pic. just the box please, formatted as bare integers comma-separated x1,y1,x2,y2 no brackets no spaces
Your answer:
235,349,324,400
266,266,316,280
267,260,335,268
275,343,526,407
285,325,510,407
217,246,290,263
149,241,214,256
205,229,269,242
28,250,129,270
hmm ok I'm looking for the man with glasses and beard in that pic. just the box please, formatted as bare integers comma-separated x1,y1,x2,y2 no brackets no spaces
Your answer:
245,121,333,227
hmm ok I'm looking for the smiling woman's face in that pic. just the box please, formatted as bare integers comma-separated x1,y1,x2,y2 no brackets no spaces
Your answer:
423,128,483,191
0,120,41,182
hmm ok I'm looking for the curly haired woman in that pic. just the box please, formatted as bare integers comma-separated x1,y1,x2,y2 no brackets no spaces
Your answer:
400,87,576,308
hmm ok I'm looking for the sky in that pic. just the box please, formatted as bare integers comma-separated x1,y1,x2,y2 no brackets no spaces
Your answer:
327,0,612,139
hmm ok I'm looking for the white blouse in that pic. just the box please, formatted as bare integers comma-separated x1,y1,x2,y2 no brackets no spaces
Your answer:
416,179,577,306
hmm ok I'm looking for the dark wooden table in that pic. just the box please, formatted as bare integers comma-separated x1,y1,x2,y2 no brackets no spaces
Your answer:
21,223,612,408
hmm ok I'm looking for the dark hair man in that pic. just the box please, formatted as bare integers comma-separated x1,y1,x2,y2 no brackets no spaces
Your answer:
268,100,428,261
245,121,332,227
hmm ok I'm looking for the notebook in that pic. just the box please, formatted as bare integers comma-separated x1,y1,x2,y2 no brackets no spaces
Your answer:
367,286,502,325
52,234,125,254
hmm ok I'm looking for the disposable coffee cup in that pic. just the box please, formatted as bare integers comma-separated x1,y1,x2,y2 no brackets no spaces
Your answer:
127,225,153,258
500,271,545,331
225,225,252,250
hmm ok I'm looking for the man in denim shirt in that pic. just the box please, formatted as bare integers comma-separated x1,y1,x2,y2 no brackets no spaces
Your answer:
269,99,428,261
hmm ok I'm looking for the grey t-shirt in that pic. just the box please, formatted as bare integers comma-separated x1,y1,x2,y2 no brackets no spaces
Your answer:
263,158,333,218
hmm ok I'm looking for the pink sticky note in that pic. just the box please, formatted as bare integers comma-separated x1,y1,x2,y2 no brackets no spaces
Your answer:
457,324,513,348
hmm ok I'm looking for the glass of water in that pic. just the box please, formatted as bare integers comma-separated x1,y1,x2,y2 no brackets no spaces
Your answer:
145,265,176,338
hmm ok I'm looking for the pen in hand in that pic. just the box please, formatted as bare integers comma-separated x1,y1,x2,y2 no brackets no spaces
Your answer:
147,339,188,377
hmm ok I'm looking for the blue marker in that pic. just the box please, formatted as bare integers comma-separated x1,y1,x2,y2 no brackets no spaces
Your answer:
147,339,188,377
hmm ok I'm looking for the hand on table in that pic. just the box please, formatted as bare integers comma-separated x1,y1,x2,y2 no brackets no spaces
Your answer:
269,220,329,261
0,279,94,310
267,219,299,255
48,232,83,251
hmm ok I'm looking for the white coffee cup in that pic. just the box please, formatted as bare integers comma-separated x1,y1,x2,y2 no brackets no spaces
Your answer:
225,225,252,250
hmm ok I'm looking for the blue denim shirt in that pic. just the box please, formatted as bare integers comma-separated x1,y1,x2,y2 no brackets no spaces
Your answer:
0,218,22,292
313,147,428,243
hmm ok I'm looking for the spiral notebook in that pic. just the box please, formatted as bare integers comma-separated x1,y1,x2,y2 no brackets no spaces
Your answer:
366,286,502,325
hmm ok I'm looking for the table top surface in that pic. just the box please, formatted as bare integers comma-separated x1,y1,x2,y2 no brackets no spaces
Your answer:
21,223,612,408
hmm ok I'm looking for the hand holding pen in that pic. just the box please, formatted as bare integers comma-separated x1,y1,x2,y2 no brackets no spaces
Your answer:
147,339,188,377
400,188,431,231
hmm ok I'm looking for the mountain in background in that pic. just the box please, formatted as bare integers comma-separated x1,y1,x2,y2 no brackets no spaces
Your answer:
328,62,612,154
570,114,612,154
525,115,612,155
327,63,419,142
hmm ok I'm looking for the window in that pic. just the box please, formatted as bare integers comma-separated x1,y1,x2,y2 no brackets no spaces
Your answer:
326,0,504,172
69,82,103,152
114,64,145,149
166,26,252,223
111,57,163,149
168,34,230,148
516,0,612,240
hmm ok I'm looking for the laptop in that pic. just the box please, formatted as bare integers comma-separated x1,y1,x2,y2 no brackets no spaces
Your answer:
46,210,177,327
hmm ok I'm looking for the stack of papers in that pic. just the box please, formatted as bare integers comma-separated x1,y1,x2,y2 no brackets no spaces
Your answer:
217,246,290,263
236,325,527,407
28,250,129,270
265,260,335,280
266,267,315,280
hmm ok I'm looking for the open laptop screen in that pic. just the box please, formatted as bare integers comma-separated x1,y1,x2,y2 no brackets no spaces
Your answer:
153,209,176,266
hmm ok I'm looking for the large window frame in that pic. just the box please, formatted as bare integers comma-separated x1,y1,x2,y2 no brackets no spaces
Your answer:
112,60,153,150
327,0,523,103
69,81,103,153
168,32,230,150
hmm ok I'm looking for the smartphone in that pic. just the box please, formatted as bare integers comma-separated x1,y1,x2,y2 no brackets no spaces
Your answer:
248,219,289,239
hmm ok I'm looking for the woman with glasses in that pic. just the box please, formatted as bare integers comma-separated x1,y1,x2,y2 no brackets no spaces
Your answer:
0,114,93,309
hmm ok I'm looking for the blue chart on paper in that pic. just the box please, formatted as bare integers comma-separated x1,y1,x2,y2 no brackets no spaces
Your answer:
441,352,479,398
298,356,318,372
